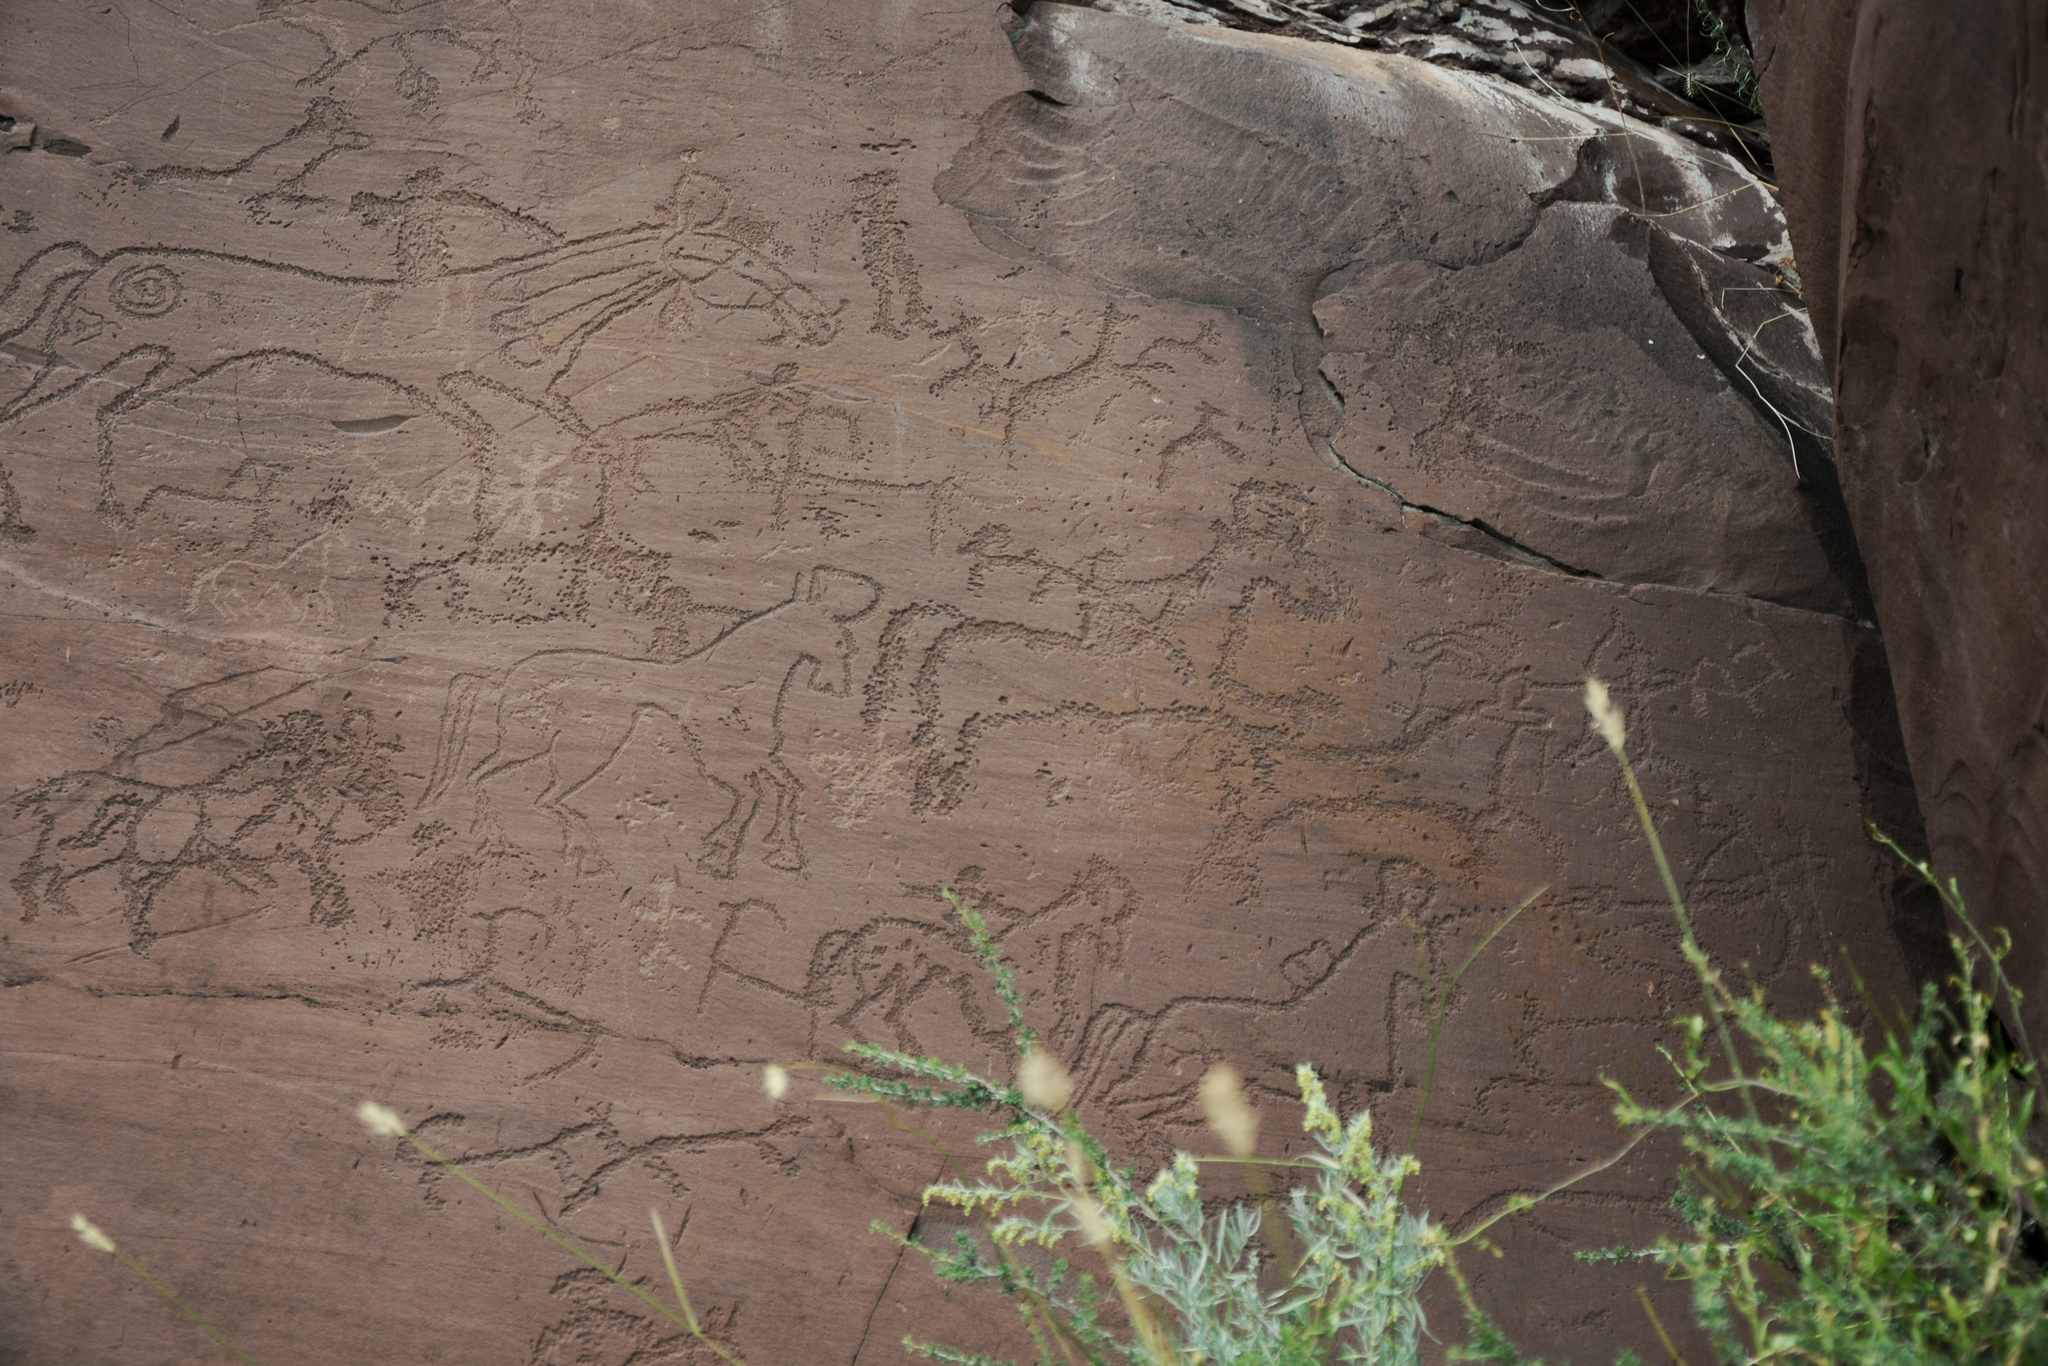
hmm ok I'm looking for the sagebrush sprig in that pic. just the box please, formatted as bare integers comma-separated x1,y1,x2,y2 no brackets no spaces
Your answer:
947,887,1037,1051
1608,947,2048,1364
1578,676,2048,1366
831,1042,1017,1109
832,892,1442,1366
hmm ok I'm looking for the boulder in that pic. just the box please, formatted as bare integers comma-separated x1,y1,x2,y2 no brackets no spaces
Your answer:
0,3,1929,1362
1750,0,2048,1041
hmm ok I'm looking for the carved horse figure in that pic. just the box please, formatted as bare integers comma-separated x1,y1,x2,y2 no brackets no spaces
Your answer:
425,567,880,876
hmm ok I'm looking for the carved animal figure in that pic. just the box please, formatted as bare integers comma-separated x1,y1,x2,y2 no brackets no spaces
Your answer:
425,567,880,876
0,171,839,426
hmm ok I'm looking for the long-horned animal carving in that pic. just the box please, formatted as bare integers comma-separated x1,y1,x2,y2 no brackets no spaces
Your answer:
425,567,881,876
0,170,840,427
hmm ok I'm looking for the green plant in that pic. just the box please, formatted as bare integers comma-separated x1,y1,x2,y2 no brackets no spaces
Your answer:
1681,0,1759,117
811,891,1443,1366
1587,0,1763,120
1605,917,2048,1362
1573,681,2048,1365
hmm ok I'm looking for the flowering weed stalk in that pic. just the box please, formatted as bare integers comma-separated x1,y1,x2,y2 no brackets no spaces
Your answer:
355,1101,747,1366
67,1214,257,1365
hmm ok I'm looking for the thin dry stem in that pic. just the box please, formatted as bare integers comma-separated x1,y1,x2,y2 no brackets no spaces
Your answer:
650,1208,748,1366
368,1111,746,1361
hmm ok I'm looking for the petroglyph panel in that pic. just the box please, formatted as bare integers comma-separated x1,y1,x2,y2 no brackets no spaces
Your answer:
2,4,1921,1363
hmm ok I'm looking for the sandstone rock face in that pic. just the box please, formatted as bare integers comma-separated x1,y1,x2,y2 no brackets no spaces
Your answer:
1749,0,2048,1042
943,9,1843,604
1,3,1919,1362
1085,0,1772,166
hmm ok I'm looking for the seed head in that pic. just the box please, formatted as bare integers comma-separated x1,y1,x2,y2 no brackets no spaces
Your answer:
1072,1193,1114,1249
70,1214,117,1255
1583,677,1626,755
764,1064,791,1101
1018,1049,1075,1112
1199,1063,1259,1157
357,1100,408,1137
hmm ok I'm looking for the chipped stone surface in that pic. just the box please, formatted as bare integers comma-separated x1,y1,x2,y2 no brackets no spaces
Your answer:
2,3,1920,1362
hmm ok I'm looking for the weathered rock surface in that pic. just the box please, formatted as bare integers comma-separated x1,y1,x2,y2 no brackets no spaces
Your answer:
1749,0,2048,1041
1082,0,1771,164
1,3,1924,1362
943,8,1842,603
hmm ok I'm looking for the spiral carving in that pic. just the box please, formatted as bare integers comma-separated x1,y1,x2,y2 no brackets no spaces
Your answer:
108,263,182,317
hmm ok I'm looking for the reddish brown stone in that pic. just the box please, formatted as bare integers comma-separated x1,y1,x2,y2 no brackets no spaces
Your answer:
1752,0,2048,1041
1,4,1927,1363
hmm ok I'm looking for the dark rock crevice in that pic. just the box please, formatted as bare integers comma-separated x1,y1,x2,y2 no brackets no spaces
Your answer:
1748,0,2048,1037
1319,436,1606,578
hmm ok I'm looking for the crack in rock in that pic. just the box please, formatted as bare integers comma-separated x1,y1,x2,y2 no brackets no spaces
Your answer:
1322,439,1603,579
